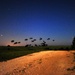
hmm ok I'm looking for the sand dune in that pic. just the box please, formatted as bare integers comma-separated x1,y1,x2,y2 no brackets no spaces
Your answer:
0,50,75,75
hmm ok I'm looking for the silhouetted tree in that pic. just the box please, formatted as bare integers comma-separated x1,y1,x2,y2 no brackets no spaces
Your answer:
41,43,47,46
35,44,37,46
33,39,36,46
33,39,36,41
30,39,36,46
29,37,33,46
47,38,50,40
41,40,47,46
39,38,42,40
53,40,55,41
39,38,43,46
7,45,10,47
31,39,35,46
25,39,28,45
18,42,21,44
14,42,17,44
29,37,33,39
7,45,10,50
11,40,14,43
25,39,28,41
43,40,46,43
31,40,34,42
25,45,29,47
47,38,50,46
71,36,75,49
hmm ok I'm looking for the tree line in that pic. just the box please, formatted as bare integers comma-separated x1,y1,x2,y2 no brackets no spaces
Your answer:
10,37,55,47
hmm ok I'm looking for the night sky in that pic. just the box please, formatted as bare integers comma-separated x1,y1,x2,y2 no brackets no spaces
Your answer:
0,0,75,46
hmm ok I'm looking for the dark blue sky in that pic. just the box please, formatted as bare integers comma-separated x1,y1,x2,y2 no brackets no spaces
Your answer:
0,0,75,46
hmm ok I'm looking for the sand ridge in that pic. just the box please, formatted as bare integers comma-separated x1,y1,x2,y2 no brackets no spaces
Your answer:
0,51,75,75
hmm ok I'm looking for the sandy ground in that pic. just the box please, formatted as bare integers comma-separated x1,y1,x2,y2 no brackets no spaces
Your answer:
0,50,75,75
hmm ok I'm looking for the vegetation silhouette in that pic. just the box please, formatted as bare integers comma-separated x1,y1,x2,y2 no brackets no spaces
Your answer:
31,40,34,42
46,38,50,46
33,39,36,46
35,44,37,46
53,39,55,41
41,40,47,46
39,38,42,40
71,36,75,49
25,38,28,46
18,42,21,44
29,37,33,39
31,39,35,46
14,42,18,44
25,38,28,41
11,40,14,43
47,38,50,40
11,40,21,46
9,37,75,51
7,45,10,50
0,36,74,61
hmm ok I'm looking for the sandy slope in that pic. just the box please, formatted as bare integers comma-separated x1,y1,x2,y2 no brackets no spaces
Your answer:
0,50,75,75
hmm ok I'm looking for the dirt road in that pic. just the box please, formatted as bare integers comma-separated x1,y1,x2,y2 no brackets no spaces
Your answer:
0,51,75,75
